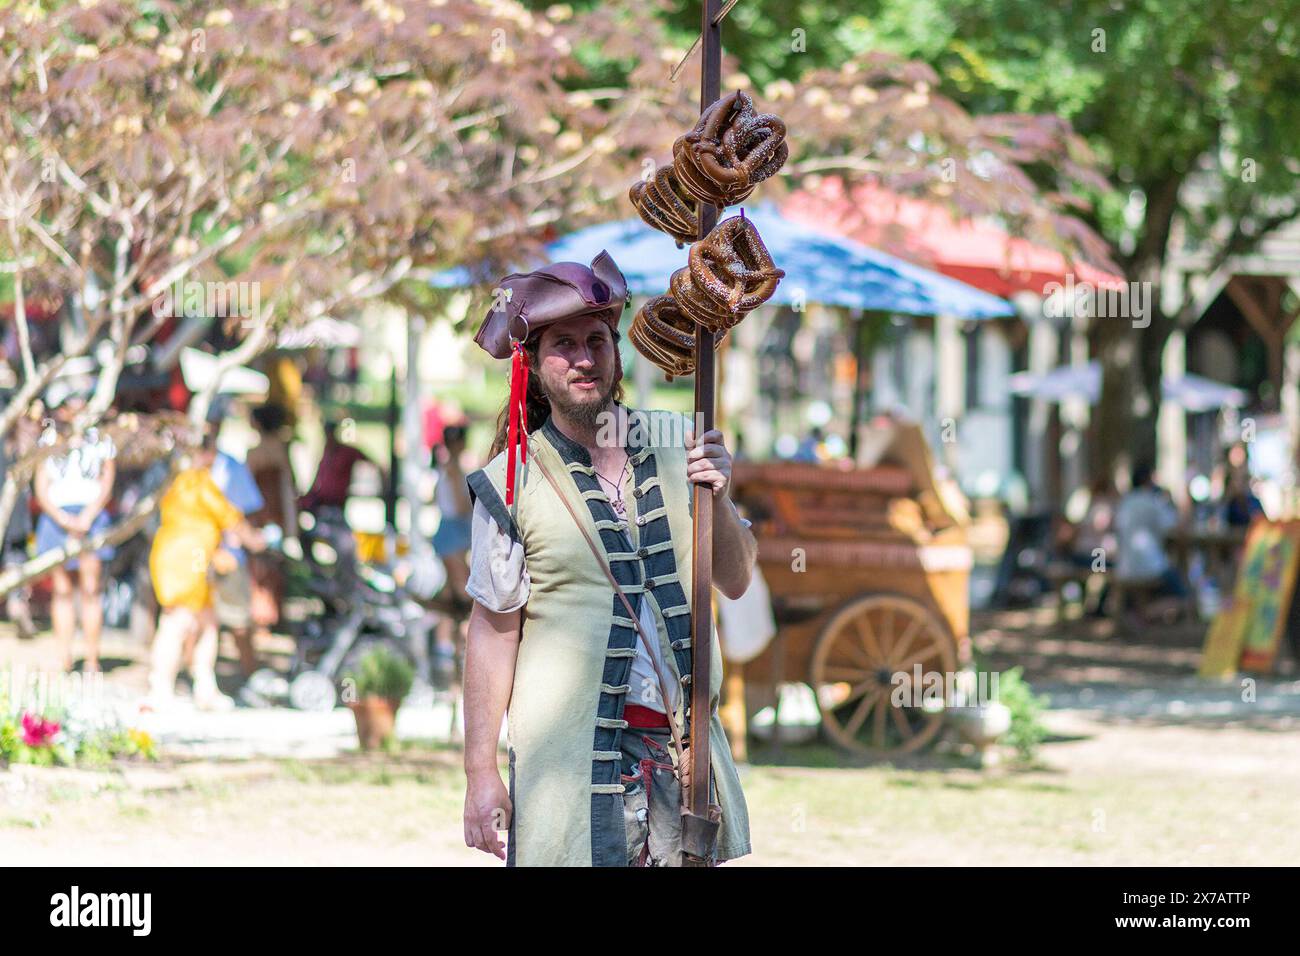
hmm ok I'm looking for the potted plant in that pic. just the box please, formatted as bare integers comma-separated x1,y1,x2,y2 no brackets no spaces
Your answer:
343,646,415,751
946,665,1049,766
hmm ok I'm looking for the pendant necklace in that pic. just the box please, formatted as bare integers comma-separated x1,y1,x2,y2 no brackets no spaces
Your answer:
594,453,630,517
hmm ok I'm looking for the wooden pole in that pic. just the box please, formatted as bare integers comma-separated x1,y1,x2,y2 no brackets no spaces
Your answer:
387,364,399,527
688,0,722,842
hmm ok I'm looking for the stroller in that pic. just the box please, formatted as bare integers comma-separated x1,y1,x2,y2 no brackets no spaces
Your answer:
243,512,442,711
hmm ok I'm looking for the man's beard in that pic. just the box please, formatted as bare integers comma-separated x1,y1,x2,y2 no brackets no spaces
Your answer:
540,369,617,431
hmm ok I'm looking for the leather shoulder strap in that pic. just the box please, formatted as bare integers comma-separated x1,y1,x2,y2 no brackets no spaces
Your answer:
530,451,687,763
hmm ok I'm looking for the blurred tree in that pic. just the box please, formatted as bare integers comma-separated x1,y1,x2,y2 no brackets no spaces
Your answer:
831,0,1300,481
0,0,675,593
522,0,1115,263
1,0,1120,593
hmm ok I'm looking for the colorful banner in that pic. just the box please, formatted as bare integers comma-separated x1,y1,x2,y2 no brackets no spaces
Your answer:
1205,518,1300,674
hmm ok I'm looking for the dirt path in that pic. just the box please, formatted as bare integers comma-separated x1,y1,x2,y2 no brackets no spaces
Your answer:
5,611,1300,866
6,707,1299,866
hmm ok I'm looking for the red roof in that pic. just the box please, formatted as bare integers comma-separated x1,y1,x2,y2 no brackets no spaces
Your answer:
783,179,1125,297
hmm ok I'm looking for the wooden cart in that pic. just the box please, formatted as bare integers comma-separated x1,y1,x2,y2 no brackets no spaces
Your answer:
729,432,972,757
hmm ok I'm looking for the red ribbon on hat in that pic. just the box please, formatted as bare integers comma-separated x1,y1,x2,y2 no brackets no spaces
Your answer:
505,339,530,505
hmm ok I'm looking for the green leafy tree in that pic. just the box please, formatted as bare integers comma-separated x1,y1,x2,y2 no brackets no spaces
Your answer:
828,0,1300,478
522,0,1115,263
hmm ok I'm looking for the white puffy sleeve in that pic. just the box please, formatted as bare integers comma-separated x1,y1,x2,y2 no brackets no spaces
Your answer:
466,497,530,613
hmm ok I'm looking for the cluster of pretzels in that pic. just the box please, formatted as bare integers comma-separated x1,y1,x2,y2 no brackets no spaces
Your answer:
628,295,726,380
630,215,783,378
627,90,788,379
675,90,788,206
629,90,788,245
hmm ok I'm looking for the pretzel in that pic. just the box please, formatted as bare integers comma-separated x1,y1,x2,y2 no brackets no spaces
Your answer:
629,294,725,380
669,265,744,333
718,120,788,188
682,93,747,174
629,166,698,246
688,215,784,315
673,136,753,207
672,90,788,207
645,165,698,236
672,93,752,206
688,92,786,189
629,177,688,243
629,295,697,378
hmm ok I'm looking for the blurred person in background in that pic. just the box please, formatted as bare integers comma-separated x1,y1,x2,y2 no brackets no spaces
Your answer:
1114,462,1187,616
1224,471,1264,526
207,409,268,679
1,407,39,640
792,425,826,462
1062,477,1119,617
247,403,298,533
432,423,472,602
145,431,265,711
245,403,297,646
431,422,472,680
298,416,375,523
33,381,116,672
1222,444,1264,527
1072,478,1120,560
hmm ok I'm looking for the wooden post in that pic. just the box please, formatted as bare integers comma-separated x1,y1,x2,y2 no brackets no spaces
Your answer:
387,365,399,527
722,667,747,764
688,0,722,842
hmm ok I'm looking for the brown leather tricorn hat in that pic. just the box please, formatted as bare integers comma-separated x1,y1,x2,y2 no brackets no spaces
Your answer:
474,250,629,359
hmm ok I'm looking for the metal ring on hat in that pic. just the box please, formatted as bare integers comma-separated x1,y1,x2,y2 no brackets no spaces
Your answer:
509,310,530,343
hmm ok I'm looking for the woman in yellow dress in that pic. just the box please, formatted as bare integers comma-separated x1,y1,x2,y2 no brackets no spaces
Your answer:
146,433,266,711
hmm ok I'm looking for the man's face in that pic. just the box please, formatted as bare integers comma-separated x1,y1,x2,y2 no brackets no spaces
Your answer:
535,316,620,426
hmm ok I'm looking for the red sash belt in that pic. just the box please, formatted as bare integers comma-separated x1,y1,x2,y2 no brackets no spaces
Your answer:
624,704,670,729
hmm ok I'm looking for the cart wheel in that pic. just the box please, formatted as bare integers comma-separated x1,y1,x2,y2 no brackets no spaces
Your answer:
810,594,956,756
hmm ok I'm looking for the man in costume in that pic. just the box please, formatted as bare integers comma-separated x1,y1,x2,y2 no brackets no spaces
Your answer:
461,251,755,866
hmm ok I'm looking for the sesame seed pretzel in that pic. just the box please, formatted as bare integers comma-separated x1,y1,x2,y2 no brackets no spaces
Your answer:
687,215,784,318
672,91,788,207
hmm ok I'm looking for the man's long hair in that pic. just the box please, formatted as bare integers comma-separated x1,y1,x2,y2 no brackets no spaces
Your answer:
488,330,625,458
